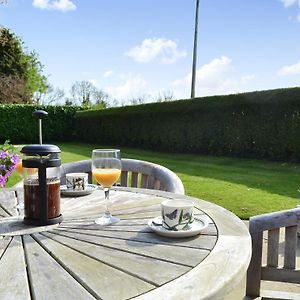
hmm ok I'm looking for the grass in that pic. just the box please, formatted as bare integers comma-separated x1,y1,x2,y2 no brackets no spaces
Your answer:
8,142,300,219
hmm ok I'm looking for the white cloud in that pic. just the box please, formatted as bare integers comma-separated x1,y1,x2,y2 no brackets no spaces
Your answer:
105,74,148,100
125,38,186,64
171,56,256,98
277,59,300,75
280,0,300,22
32,0,76,12
280,0,298,8
103,70,113,78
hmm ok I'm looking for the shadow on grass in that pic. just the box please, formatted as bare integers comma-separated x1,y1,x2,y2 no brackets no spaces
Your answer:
59,143,300,202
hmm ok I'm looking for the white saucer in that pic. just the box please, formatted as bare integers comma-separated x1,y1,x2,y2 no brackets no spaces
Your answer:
60,184,98,197
148,216,209,238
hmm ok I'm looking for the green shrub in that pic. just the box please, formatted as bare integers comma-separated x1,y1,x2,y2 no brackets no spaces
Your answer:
74,87,300,161
0,104,81,144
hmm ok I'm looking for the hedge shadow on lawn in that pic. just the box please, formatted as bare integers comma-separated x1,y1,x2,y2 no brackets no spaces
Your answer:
59,143,300,201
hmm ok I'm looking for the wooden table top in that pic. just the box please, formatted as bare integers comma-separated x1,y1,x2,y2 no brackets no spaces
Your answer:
0,187,251,300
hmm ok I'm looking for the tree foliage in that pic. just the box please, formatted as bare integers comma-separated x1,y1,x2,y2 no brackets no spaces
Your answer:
0,27,47,103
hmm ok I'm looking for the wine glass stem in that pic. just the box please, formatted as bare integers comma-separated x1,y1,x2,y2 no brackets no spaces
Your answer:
104,187,111,217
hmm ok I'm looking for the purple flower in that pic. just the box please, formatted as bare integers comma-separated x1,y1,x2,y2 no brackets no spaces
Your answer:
0,175,6,188
0,150,7,160
5,170,12,178
11,154,20,165
0,144,20,188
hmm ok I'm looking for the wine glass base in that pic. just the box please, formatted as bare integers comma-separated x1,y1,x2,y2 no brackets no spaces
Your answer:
95,215,120,225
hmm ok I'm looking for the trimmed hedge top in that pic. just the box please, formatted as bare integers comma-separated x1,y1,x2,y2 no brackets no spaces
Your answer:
74,87,300,161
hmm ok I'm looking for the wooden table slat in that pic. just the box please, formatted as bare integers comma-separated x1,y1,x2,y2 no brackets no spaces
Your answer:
0,187,251,300
23,234,95,300
0,236,12,257
51,228,211,267
55,226,217,250
33,233,154,300
41,231,190,286
0,190,18,217
0,206,10,218
0,236,30,300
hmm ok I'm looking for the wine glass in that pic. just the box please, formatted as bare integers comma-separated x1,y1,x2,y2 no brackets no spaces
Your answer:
92,149,121,225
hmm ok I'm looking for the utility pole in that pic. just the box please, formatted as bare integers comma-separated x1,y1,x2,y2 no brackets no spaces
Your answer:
191,0,200,98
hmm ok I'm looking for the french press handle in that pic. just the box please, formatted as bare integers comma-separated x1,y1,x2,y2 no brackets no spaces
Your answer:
32,110,48,145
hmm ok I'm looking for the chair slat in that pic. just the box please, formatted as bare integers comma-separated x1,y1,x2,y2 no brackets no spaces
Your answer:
153,179,160,190
267,228,279,267
246,230,263,297
262,267,300,283
60,158,185,194
246,207,300,299
284,225,297,269
131,172,138,188
147,176,155,189
141,174,148,188
120,171,128,187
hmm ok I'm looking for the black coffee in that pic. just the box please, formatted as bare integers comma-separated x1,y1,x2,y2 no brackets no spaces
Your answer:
24,179,60,219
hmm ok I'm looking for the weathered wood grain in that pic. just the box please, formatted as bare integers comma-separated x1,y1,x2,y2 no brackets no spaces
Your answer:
246,207,300,299
50,228,210,267
23,234,95,300
284,225,297,269
41,231,190,286
0,186,251,300
33,233,154,300
0,216,59,236
131,172,138,187
261,266,300,284
0,206,10,218
260,289,300,300
0,190,17,216
55,226,217,250
267,228,279,267
0,236,12,258
0,236,30,300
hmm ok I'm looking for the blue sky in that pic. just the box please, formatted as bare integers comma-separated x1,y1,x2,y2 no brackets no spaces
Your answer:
1,0,300,104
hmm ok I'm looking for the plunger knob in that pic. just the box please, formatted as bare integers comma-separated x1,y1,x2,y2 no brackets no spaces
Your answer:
32,110,48,119
32,110,48,145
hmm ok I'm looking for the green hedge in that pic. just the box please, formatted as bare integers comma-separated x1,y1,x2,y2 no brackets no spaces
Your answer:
74,87,300,161
0,105,81,144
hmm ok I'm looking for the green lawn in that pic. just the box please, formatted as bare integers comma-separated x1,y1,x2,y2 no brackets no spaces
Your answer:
8,143,300,219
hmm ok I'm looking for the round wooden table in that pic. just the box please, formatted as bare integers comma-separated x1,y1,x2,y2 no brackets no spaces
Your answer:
0,187,251,300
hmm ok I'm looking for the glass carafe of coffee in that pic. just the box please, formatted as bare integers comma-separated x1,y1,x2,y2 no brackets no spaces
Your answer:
21,144,63,226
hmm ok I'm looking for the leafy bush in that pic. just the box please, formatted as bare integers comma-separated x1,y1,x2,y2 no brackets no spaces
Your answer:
0,104,81,144
74,87,300,161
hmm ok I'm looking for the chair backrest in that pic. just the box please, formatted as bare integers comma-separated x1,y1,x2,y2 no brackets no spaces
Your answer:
60,158,185,195
246,207,300,299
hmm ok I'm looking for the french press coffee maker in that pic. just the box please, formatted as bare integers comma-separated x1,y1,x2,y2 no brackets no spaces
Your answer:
21,110,63,225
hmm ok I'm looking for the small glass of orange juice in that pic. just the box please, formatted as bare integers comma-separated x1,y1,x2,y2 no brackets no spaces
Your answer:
92,149,121,225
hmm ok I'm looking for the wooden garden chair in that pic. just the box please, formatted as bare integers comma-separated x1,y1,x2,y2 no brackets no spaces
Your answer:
60,158,185,195
245,207,300,300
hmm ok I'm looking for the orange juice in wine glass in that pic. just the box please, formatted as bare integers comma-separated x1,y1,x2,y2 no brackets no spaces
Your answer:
92,168,121,188
92,149,121,225
15,160,23,176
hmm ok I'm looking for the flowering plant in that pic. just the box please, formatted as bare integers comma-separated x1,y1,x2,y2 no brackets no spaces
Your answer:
0,141,20,188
